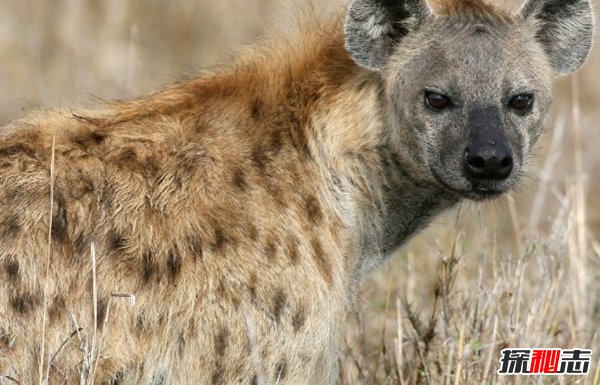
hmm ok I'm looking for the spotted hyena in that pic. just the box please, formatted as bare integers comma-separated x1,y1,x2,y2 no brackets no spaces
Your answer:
0,0,594,383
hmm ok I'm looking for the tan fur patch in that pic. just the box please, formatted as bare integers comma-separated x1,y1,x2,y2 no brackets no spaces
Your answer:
432,0,512,18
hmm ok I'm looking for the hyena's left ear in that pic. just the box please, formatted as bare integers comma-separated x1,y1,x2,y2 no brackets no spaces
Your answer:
519,0,595,75
345,0,431,71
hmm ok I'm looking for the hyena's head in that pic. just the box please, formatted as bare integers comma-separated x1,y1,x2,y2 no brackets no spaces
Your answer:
346,0,594,200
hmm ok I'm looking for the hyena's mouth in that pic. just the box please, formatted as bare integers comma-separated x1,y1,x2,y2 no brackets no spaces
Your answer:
468,186,507,201
431,170,510,201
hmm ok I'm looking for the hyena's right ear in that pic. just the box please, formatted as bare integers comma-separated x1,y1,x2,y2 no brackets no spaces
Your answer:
345,0,431,71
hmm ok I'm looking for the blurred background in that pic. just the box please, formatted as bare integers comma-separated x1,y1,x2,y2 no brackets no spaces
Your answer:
0,0,598,383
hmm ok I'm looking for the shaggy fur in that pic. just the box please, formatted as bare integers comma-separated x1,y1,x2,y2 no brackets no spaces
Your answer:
0,0,594,384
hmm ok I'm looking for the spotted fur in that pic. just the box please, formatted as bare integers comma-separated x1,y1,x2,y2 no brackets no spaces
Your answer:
0,0,594,384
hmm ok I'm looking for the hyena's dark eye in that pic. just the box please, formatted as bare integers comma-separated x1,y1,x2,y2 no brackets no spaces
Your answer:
425,91,451,110
509,94,534,111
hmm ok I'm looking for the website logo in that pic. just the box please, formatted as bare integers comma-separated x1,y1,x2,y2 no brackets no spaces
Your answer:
498,349,592,375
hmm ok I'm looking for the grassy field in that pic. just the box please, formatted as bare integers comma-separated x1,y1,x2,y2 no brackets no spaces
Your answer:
0,0,598,384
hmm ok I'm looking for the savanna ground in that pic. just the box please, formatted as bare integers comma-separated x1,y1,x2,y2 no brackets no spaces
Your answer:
0,0,599,384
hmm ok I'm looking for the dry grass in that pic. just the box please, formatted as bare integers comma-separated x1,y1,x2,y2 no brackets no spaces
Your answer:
342,189,600,384
0,0,598,384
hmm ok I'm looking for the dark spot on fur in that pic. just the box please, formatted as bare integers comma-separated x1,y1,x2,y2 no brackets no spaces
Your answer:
248,272,258,299
250,375,258,385
96,297,109,329
286,236,300,265
264,237,277,260
145,156,161,176
311,238,333,286
142,251,158,284
48,295,66,324
473,24,488,34
0,144,37,159
118,148,160,177
214,327,229,357
167,249,182,280
211,228,228,252
247,224,259,241
88,131,107,144
117,148,137,163
231,294,241,310
272,289,287,323
260,344,270,359
134,315,147,333
251,144,271,173
233,168,249,190
211,368,224,385
178,331,186,357
304,194,323,224
275,360,288,381
51,193,68,242
71,170,95,199
108,231,127,252
217,278,227,299
251,99,263,120
188,319,197,339
171,175,184,190
270,130,283,155
73,130,107,149
0,331,9,348
10,292,38,315
4,257,20,281
292,303,307,333
1,214,21,239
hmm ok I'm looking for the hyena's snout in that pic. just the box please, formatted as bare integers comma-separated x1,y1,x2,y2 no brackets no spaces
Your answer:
463,138,513,182
463,106,514,183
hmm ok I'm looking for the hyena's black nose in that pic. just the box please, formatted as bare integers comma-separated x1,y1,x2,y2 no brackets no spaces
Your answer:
463,143,513,181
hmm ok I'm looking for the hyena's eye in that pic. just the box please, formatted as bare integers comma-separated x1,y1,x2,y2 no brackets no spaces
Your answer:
509,94,534,112
425,91,451,111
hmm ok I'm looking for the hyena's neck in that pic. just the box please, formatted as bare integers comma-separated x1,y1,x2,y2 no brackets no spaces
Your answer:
329,144,460,278
357,147,461,276
303,41,460,278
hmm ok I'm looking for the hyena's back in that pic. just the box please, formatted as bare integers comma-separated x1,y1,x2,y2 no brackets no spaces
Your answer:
0,23,359,384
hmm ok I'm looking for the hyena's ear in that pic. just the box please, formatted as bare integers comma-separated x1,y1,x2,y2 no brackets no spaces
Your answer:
345,0,431,71
519,0,595,75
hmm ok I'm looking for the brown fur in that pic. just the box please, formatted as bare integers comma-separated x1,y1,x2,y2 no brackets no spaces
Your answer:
0,13,369,385
0,0,594,383
433,0,510,17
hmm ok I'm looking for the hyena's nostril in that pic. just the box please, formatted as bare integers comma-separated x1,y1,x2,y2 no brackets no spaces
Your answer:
463,144,514,181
